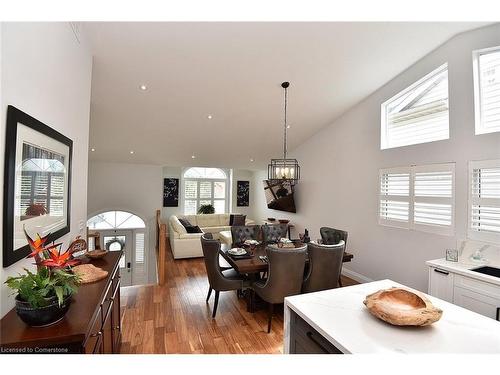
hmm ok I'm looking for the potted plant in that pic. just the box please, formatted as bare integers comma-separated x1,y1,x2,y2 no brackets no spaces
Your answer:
198,203,215,214
4,230,81,327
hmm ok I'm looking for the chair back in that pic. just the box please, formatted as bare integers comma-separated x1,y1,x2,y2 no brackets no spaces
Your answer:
257,245,307,304
231,225,260,246
200,234,241,291
262,224,288,243
303,241,345,293
320,227,348,248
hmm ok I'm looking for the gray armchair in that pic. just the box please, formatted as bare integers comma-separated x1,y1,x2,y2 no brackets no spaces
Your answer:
201,234,250,318
320,227,348,287
262,224,288,244
251,245,307,333
302,241,345,293
231,225,260,247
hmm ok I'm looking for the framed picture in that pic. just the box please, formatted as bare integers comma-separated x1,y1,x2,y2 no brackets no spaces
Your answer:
3,106,72,267
163,178,179,207
446,248,459,262
237,180,250,207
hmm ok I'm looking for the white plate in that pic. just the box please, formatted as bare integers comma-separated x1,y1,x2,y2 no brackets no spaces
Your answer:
244,239,259,245
228,248,246,256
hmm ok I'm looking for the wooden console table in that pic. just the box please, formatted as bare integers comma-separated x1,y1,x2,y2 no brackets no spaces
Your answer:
0,252,122,354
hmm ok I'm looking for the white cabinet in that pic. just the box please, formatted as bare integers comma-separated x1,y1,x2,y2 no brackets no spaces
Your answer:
427,263,500,321
428,267,454,303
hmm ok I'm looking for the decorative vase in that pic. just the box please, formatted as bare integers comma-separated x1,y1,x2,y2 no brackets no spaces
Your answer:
15,294,72,327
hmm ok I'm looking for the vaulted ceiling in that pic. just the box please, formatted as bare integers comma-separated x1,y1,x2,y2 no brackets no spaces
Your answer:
85,22,487,169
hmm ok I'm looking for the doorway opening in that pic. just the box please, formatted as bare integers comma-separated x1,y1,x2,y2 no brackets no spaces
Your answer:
87,211,148,287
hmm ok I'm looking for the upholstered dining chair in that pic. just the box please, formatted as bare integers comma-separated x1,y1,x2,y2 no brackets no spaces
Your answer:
320,227,348,286
201,234,250,318
261,224,288,244
302,241,345,293
230,225,260,247
251,245,307,333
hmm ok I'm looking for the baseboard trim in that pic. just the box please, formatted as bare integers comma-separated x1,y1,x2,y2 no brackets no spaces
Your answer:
342,267,373,284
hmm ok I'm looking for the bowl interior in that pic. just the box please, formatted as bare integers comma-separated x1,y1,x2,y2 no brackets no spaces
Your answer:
376,289,426,311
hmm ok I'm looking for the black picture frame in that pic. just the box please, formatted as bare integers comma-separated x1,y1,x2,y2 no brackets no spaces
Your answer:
3,105,73,267
163,178,179,207
236,180,250,207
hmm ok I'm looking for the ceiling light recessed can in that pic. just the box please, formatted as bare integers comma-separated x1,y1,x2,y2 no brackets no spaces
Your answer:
250,158,254,162
130,150,134,154
91,148,95,152
207,115,213,119
139,84,147,91
191,155,196,159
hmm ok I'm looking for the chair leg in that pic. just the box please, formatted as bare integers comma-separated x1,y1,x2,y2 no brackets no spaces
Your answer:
267,303,274,333
338,275,343,287
212,291,220,318
206,286,213,302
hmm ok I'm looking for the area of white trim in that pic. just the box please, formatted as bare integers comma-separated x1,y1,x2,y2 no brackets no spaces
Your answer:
341,267,374,284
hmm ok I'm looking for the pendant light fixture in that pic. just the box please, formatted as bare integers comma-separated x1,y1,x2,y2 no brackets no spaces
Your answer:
267,81,300,184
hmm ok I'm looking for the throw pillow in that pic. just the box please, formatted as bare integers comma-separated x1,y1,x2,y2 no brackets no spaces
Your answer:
230,214,246,226
186,225,203,234
178,218,193,228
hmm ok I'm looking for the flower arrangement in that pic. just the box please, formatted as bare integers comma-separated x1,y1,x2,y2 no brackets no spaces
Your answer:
5,230,81,309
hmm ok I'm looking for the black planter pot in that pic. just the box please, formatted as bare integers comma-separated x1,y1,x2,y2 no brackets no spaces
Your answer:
15,294,72,327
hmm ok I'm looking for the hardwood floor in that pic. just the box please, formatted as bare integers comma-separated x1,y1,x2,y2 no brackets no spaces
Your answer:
119,243,358,354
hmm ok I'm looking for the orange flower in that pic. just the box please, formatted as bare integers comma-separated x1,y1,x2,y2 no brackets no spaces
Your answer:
24,229,50,258
40,247,80,269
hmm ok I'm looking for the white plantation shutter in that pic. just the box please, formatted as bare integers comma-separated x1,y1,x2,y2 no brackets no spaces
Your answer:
474,47,500,135
381,64,449,149
379,168,410,228
413,164,454,235
469,160,500,243
379,163,455,235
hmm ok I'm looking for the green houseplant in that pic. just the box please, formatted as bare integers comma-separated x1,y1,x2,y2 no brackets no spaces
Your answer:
198,203,215,214
4,230,81,326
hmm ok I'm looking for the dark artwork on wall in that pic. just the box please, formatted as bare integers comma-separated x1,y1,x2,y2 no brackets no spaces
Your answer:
236,180,250,207
163,178,179,207
3,106,73,267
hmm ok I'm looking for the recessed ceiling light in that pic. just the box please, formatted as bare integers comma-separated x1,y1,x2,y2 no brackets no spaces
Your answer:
91,148,95,152
139,84,147,91
130,150,134,154
191,155,196,159
250,158,254,162
286,125,291,129
207,115,213,120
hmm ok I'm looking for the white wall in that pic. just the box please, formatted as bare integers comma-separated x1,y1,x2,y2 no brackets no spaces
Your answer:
0,23,93,317
253,24,500,291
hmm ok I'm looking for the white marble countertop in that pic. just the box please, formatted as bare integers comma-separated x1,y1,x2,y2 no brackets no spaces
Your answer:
426,258,500,286
284,279,500,353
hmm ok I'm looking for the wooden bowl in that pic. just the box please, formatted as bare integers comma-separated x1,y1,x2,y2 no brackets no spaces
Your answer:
363,287,442,326
278,219,290,224
85,249,108,260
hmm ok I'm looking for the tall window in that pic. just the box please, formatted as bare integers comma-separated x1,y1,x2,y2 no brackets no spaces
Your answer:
381,63,449,149
379,163,455,235
469,160,500,243
183,167,228,215
473,46,500,135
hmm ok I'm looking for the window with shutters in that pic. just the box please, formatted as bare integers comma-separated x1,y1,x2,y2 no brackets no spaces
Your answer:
381,63,449,149
379,163,455,235
182,167,229,215
473,46,500,135
468,160,500,243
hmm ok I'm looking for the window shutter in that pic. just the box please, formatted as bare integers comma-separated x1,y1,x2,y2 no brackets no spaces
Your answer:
135,232,145,264
413,164,454,234
469,160,500,242
379,168,410,228
382,64,449,149
475,47,500,135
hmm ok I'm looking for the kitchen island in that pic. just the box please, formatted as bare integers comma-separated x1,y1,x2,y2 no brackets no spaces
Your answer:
284,279,500,353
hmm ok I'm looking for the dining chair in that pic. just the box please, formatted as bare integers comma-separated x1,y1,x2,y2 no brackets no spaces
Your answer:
230,225,261,247
302,241,345,293
261,224,288,244
319,227,348,286
201,234,250,318
251,245,307,333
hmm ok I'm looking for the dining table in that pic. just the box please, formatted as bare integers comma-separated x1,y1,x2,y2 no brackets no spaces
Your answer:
219,241,354,312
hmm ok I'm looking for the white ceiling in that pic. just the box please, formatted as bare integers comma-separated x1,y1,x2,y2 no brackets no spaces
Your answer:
85,22,487,170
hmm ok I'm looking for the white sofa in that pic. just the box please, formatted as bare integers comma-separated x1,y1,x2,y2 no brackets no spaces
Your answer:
169,214,254,259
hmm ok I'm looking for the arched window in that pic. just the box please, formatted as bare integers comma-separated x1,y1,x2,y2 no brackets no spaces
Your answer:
87,210,146,230
183,167,228,214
